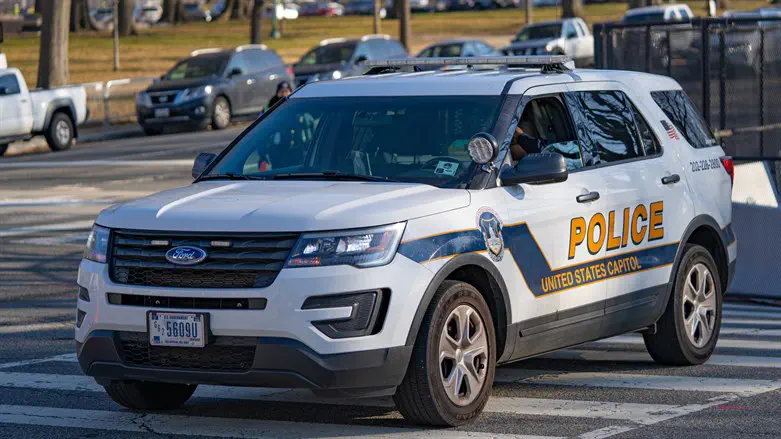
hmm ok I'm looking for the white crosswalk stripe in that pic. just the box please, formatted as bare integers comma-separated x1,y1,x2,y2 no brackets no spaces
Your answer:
1,302,780,438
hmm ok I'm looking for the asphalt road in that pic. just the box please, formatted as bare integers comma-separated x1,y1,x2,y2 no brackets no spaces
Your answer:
1,129,781,438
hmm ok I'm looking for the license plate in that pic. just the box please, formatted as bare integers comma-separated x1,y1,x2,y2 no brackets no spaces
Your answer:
148,312,206,348
154,108,170,118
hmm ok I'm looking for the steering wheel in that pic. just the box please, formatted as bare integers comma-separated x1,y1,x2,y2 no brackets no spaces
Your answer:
420,156,459,170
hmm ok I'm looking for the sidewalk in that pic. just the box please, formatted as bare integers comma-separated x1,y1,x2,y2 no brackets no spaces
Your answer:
4,123,144,157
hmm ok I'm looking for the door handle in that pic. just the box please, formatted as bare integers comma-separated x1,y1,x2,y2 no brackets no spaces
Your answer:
661,174,680,185
246,79,256,85
576,191,600,203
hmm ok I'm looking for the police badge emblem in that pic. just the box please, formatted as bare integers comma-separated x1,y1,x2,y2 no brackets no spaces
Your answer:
476,207,504,262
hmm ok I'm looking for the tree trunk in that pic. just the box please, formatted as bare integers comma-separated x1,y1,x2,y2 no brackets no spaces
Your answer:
118,0,137,36
232,0,251,19
34,0,43,13
562,0,582,18
161,0,177,23
83,0,100,30
717,0,730,10
69,0,82,32
250,0,262,44
399,0,410,52
37,0,71,89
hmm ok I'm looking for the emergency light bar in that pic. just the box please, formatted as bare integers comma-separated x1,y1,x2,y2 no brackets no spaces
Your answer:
364,55,574,73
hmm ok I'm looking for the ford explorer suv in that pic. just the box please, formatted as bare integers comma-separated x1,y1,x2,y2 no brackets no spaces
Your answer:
501,19,594,67
0,67,88,156
136,45,293,135
77,56,736,426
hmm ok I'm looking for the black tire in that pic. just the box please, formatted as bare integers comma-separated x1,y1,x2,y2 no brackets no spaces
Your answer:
393,280,496,427
44,111,75,152
143,126,163,136
211,96,231,130
104,380,197,410
0,144,8,156
644,244,723,366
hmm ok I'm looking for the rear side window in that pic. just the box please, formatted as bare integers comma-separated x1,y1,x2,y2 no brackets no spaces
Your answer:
651,90,716,149
0,74,20,96
248,50,284,70
563,91,644,166
629,103,661,156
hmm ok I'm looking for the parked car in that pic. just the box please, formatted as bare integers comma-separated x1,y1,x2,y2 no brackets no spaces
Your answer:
136,45,294,135
293,35,407,86
434,0,474,11
621,4,694,24
501,18,594,67
714,8,781,73
344,0,390,18
417,39,499,58
410,0,436,12
135,2,163,25
299,2,344,16
182,2,213,22
0,67,88,155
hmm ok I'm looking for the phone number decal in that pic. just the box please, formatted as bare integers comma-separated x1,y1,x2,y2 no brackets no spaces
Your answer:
690,158,721,172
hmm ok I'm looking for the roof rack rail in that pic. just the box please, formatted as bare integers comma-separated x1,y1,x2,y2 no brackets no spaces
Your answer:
236,44,268,52
320,37,347,46
360,34,390,41
190,48,224,56
363,55,574,74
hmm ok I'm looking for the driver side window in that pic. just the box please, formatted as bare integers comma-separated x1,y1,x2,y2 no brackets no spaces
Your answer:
513,96,583,171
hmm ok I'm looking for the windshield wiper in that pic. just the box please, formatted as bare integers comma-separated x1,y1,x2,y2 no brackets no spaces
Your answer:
270,171,398,183
197,173,266,182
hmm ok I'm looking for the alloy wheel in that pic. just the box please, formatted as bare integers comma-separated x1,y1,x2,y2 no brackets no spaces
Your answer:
682,263,717,348
438,304,489,406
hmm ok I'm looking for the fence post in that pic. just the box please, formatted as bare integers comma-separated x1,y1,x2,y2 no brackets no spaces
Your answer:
102,81,110,128
605,26,614,70
593,23,603,69
645,25,651,72
701,20,712,128
759,28,765,157
719,27,726,131
665,30,672,77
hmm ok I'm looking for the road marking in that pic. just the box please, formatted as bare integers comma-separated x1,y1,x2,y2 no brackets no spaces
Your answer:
537,349,781,368
593,335,781,351
720,327,781,336
724,302,781,313
0,354,78,370
0,159,193,169
723,317,781,326
0,404,559,439
577,426,635,439
0,220,94,238
0,198,117,207
484,398,691,425
0,322,74,334
496,371,781,397
723,310,781,319
9,234,90,246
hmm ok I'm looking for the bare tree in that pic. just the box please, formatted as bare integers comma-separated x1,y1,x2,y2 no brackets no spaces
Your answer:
34,0,43,13
562,0,582,18
399,0,410,52
117,0,137,36
524,0,533,24
250,0,263,44
232,0,252,19
37,0,71,89
69,0,83,32
161,0,178,23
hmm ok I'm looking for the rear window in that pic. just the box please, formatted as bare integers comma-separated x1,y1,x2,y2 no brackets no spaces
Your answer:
651,90,717,149
622,12,665,24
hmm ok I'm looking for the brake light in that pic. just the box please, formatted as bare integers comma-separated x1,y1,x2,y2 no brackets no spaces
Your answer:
286,66,294,78
720,156,734,185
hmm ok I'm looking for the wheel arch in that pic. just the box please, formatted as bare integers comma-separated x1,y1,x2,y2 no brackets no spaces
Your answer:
405,254,514,362
655,214,730,323
42,99,78,138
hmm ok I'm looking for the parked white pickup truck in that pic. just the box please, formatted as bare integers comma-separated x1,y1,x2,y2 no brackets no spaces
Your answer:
0,68,89,156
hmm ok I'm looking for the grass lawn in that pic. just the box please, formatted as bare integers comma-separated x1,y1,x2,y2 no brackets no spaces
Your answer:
0,0,767,86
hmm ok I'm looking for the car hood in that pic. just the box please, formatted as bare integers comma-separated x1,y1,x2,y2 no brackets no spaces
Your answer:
501,39,554,50
146,76,218,93
293,62,347,76
97,181,470,232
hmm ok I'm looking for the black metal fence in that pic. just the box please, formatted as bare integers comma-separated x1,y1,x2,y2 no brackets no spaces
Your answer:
593,17,781,161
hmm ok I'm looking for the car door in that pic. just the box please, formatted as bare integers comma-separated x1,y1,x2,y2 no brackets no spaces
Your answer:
562,20,579,58
563,82,694,331
0,72,32,137
224,52,252,115
246,50,281,112
498,84,608,343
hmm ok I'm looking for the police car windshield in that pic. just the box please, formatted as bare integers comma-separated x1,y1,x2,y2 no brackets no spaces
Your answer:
207,96,502,188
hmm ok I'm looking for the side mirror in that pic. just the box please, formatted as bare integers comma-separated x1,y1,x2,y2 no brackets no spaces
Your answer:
192,152,217,179
354,55,368,64
499,153,568,186
228,67,243,78
0,87,6,96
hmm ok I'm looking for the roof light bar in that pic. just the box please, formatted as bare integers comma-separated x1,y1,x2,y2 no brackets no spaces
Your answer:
364,55,573,69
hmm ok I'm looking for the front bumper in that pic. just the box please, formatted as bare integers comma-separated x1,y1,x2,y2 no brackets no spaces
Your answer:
76,254,434,392
78,330,411,395
137,96,214,128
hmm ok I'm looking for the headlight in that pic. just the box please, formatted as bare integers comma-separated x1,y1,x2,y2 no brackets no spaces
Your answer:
84,225,110,263
136,92,152,107
285,223,406,268
331,70,343,80
178,85,214,102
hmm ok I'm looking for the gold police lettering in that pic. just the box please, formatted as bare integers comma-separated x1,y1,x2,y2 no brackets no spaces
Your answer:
568,202,664,260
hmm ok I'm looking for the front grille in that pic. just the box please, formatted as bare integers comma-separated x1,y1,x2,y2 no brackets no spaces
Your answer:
109,230,299,289
118,332,256,372
150,91,179,105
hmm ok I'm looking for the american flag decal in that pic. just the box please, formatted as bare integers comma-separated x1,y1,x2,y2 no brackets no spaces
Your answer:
661,120,680,140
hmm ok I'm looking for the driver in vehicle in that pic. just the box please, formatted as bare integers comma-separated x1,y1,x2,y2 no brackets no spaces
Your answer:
510,115,545,162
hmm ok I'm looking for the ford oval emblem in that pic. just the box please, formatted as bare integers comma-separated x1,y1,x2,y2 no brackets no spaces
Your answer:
165,246,207,266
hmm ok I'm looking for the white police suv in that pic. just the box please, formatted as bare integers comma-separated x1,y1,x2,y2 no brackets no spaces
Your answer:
76,56,736,426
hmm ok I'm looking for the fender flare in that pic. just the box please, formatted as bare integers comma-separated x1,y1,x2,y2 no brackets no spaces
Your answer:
404,254,514,361
42,98,78,138
654,214,728,323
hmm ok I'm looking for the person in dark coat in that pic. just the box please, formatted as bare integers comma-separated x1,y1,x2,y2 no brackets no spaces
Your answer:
267,81,293,109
